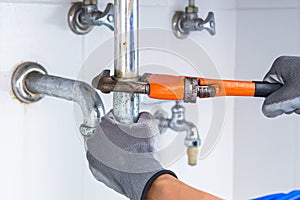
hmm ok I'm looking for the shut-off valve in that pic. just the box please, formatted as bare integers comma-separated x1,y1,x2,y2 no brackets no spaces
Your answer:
172,0,216,39
68,0,114,35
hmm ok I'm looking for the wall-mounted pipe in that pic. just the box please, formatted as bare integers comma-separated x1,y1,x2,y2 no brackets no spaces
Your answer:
11,62,105,136
113,0,140,124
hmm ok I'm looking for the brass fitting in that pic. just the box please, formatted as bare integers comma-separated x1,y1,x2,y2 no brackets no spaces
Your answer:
187,146,199,166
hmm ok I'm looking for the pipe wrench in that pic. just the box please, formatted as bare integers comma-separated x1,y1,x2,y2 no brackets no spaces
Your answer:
92,70,282,103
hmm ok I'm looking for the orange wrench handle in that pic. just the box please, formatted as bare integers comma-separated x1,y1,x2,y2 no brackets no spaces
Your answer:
198,78,256,97
146,74,282,101
147,74,185,100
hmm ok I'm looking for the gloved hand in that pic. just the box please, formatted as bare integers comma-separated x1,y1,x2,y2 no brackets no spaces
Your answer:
262,56,300,118
85,110,176,200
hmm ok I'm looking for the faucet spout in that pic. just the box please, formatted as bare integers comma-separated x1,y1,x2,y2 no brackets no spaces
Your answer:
155,101,201,166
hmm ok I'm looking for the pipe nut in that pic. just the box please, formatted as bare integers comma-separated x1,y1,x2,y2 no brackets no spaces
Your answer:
80,124,97,137
185,6,198,14
83,0,97,5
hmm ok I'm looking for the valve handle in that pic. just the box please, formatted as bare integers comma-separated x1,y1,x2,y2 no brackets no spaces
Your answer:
93,3,114,31
202,12,216,36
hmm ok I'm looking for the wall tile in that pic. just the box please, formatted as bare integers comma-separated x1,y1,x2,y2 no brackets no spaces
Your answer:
0,2,84,200
0,0,72,4
234,7,300,199
237,0,299,9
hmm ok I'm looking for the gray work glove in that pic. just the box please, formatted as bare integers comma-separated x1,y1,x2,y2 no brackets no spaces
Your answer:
262,56,300,117
85,110,176,200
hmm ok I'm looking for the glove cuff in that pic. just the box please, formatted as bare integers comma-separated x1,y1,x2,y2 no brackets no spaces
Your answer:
140,170,177,200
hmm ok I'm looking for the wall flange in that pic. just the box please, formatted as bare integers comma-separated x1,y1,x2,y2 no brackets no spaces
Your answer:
11,62,47,103
68,2,93,35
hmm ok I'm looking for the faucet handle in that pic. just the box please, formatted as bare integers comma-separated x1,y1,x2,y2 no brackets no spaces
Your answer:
172,10,216,39
197,12,216,35
93,3,115,31
68,2,114,35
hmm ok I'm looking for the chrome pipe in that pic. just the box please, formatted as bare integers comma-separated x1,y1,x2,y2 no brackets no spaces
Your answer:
25,72,105,136
113,0,139,124
114,0,139,78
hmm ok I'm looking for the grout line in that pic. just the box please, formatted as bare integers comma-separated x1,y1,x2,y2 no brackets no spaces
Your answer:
237,6,299,11
81,36,86,64
0,1,71,5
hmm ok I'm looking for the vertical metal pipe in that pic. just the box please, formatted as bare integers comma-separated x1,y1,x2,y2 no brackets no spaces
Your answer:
83,0,98,5
188,0,195,7
113,0,139,124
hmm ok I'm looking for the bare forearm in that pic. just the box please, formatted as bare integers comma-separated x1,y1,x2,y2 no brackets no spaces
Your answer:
146,174,221,200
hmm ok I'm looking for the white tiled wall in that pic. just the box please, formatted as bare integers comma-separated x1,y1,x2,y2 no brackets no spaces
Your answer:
234,1,300,199
0,2,85,200
1,0,299,200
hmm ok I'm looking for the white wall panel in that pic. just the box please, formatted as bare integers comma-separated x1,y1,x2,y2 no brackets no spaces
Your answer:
0,2,84,200
237,0,299,9
234,7,300,199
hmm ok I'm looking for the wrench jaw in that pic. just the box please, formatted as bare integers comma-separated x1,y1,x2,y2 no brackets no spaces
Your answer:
91,70,150,95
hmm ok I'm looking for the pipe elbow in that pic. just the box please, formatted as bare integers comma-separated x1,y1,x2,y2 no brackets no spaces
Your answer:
74,81,105,136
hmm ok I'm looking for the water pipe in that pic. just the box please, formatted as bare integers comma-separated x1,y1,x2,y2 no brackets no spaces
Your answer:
11,62,105,136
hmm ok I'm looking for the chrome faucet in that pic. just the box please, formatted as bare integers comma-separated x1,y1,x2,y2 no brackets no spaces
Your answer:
172,0,216,39
68,0,114,35
155,101,201,166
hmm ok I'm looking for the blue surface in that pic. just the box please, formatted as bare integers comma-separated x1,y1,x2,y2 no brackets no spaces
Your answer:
253,190,300,200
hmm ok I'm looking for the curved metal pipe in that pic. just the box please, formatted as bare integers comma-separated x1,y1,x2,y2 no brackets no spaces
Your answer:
25,72,105,136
